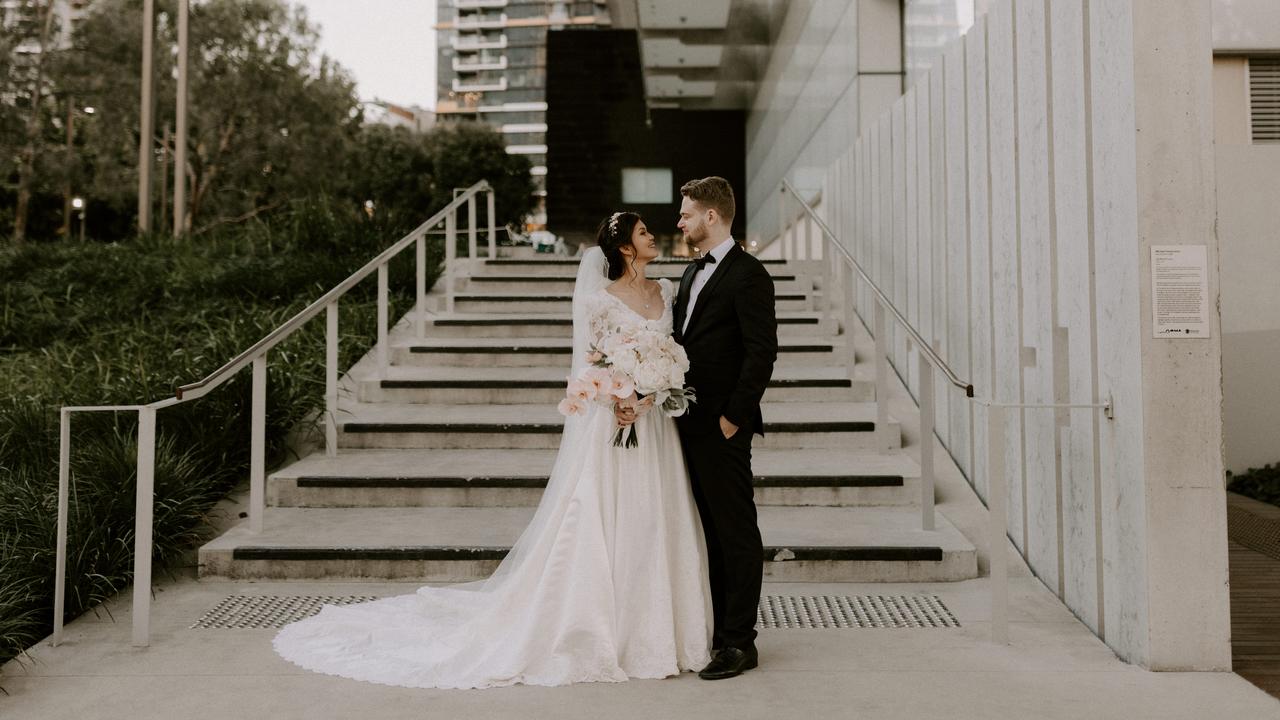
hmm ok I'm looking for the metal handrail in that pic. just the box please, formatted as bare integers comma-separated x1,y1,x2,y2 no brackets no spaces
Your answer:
781,180,974,398
175,180,492,402
778,179,1120,647
55,180,496,649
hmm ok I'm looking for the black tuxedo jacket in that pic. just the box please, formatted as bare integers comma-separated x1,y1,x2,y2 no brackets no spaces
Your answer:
672,243,778,436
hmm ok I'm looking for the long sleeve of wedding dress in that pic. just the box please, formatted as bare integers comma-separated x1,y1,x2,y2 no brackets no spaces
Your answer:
271,275,712,690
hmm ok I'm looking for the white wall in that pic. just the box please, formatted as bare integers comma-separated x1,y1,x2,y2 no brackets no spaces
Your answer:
1214,56,1280,474
1212,0,1280,52
750,0,1232,669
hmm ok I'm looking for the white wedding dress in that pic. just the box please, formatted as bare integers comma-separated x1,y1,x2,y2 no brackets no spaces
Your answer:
272,250,712,689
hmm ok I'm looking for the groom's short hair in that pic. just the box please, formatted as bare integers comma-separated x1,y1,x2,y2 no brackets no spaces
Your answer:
680,176,736,224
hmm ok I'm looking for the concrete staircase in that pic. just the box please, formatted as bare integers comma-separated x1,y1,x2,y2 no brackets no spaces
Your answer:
198,255,977,584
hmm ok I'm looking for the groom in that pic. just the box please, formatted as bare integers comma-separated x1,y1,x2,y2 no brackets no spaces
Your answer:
672,177,777,680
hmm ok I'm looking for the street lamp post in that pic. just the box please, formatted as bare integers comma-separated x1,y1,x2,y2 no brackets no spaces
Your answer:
137,0,155,234
173,0,189,236
72,197,85,242
62,101,96,237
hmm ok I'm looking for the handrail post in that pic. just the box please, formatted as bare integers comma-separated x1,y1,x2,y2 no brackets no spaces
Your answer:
918,351,935,531
467,194,478,260
840,258,856,378
325,302,339,458
777,187,788,260
445,209,457,313
377,263,389,373
415,231,426,338
874,299,891,451
486,190,496,259
53,409,71,646
820,234,834,321
988,403,1009,644
802,212,812,264
249,355,267,533
132,406,156,647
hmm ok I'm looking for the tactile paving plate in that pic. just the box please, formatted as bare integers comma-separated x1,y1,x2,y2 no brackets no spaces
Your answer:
191,594,960,630
757,595,959,629
189,595,380,629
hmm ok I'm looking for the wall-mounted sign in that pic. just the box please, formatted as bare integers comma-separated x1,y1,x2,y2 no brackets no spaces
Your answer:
1151,245,1210,339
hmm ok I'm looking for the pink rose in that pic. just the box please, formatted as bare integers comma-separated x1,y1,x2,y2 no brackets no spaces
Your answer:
582,367,611,393
557,397,586,416
566,377,597,402
586,351,604,364
609,371,636,399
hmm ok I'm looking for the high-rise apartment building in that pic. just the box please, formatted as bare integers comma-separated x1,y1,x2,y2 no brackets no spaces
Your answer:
435,0,612,228
1,0,92,54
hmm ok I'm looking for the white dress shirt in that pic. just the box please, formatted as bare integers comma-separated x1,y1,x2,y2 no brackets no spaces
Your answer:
682,236,737,335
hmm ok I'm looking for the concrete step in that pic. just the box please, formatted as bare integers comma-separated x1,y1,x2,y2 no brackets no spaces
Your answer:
451,292,818,314
197,505,976,583
456,274,811,294
266,448,920,508
391,336,852,368
475,257,792,277
422,312,839,338
359,365,871,404
334,401,900,451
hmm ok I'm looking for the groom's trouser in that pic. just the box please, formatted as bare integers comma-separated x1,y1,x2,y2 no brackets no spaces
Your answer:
681,426,763,652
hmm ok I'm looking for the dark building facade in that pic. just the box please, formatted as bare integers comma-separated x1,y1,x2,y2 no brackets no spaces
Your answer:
545,29,747,251
436,1,612,228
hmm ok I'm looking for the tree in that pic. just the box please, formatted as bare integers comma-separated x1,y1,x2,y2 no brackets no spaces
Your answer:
421,121,535,229
5,1,59,243
51,0,362,235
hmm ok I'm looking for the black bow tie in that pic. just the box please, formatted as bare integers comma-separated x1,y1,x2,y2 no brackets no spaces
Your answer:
693,253,717,271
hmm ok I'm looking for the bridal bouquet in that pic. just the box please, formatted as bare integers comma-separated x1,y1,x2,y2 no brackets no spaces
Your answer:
557,329,696,448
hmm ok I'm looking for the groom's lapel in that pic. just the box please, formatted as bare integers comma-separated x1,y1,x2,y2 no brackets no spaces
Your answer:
674,262,696,342
682,243,742,341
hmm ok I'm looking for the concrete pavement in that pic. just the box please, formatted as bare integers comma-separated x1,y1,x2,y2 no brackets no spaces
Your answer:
3,570,1277,720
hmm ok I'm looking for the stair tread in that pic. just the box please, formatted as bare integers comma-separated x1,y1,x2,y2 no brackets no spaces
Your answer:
374,365,859,383
271,448,920,481
397,336,845,350
429,310,830,322
202,505,973,555
336,400,892,427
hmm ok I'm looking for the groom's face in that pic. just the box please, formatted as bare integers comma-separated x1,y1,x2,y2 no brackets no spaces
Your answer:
678,197,710,247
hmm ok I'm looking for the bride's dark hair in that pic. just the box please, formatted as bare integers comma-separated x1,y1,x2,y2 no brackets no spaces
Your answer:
595,212,642,281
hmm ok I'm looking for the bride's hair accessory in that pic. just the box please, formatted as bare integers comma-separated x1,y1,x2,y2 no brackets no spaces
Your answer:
595,211,643,281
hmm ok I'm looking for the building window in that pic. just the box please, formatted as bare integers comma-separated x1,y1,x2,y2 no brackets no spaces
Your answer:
1250,56,1280,143
621,168,673,204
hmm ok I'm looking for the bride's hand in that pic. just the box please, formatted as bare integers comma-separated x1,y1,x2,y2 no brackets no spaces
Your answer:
613,396,638,427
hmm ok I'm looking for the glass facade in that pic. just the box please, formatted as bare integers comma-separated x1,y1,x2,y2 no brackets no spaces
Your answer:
745,0,974,245
436,0,612,226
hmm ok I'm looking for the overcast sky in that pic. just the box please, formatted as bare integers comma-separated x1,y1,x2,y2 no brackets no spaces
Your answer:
293,0,437,108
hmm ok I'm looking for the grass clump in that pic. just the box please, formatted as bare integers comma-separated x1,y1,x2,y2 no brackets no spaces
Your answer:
0,200,437,681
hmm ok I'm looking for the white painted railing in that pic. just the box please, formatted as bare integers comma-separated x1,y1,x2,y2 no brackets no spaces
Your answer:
778,180,1112,644
54,181,498,648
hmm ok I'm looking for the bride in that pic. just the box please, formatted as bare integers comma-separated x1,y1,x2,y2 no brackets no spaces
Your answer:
272,212,712,689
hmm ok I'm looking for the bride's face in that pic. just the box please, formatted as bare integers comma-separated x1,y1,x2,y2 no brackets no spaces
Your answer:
622,221,659,262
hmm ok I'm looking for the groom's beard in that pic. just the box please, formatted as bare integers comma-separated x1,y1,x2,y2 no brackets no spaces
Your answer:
683,225,707,249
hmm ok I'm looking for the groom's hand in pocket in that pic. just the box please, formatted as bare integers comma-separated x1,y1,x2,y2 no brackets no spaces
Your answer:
719,416,739,439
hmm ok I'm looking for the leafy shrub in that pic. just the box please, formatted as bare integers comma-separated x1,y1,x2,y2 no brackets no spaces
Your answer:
0,199,436,679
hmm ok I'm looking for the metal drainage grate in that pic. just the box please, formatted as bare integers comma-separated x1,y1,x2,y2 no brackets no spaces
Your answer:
756,595,959,629
190,595,380,629
191,594,960,630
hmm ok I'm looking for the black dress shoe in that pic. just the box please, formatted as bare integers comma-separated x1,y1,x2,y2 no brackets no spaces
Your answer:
698,647,758,680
